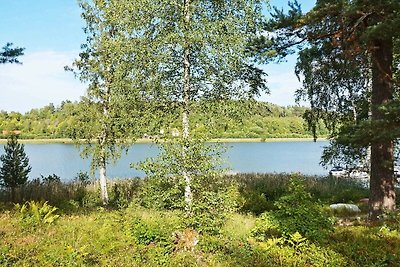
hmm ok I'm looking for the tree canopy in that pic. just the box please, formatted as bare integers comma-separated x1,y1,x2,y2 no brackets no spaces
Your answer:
258,0,400,219
81,0,268,209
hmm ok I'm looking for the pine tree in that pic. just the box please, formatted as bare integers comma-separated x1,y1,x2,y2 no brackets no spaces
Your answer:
0,134,31,202
257,0,400,220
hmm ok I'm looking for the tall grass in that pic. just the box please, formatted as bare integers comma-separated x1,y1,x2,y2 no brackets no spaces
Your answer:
2,172,395,214
224,173,375,214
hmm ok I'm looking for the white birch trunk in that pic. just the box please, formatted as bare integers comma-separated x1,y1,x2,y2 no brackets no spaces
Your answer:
99,151,109,205
99,98,109,205
183,0,192,209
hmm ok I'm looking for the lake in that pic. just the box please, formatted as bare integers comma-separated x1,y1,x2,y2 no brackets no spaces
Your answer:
0,141,330,181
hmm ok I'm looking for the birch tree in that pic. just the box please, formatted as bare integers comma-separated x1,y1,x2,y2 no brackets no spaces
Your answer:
68,0,147,205
112,0,267,210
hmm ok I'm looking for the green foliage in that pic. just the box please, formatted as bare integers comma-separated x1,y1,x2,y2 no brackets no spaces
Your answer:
109,179,141,209
0,134,31,201
261,0,400,217
1,189,400,266
253,233,349,267
252,176,333,241
41,173,61,184
251,212,282,240
229,173,373,215
138,138,239,234
0,42,24,64
124,208,186,266
0,100,325,139
0,172,99,211
128,217,175,248
230,173,292,214
14,200,60,228
74,171,90,185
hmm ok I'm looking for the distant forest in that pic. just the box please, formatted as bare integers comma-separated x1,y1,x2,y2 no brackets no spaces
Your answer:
0,100,328,140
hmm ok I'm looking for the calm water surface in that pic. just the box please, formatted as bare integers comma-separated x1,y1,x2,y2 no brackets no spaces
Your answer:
0,141,329,180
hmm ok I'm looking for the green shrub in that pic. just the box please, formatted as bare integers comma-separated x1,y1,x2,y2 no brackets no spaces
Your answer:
129,217,174,247
125,208,182,248
125,208,186,266
227,173,292,214
251,232,349,267
239,191,272,215
252,176,333,241
307,176,369,203
137,138,239,234
251,212,281,241
109,179,141,209
185,183,240,235
14,200,60,228
80,189,101,209
331,226,400,266
138,175,185,210
169,251,198,267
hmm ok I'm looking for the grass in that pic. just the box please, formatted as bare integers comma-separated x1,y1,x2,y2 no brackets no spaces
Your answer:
2,207,400,266
1,173,400,266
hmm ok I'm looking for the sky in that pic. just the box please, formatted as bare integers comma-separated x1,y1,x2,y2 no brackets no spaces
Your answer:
0,0,316,113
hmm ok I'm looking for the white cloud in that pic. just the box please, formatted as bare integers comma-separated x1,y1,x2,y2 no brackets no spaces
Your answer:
259,58,308,107
260,69,304,106
0,50,308,113
0,51,85,113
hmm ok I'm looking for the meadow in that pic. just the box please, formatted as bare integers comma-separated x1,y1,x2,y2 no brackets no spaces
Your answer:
1,173,400,266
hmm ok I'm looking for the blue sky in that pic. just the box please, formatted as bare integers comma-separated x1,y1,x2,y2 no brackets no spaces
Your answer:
0,0,315,113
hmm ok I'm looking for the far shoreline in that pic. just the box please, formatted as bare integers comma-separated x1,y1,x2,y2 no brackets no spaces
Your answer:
0,137,327,145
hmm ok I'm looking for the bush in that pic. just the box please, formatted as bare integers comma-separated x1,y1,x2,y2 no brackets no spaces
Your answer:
227,173,292,214
251,212,281,241
125,207,183,247
252,176,333,241
137,138,239,234
109,179,141,209
125,208,185,266
253,232,349,267
14,200,60,229
129,217,174,247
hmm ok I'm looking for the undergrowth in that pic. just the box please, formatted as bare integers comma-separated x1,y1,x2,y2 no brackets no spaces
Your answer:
0,173,400,266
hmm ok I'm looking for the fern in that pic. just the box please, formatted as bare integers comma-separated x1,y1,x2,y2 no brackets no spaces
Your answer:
15,201,60,228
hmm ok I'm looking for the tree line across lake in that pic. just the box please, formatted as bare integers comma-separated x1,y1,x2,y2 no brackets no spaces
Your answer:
0,100,328,140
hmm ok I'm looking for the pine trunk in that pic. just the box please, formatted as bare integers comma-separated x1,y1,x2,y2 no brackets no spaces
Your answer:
183,0,192,210
369,37,395,220
11,186,16,203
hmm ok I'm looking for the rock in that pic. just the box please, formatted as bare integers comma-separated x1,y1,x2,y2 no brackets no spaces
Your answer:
359,198,369,204
329,203,361,213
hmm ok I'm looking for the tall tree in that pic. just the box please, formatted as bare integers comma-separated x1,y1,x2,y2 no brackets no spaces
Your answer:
109,0,268,210
257,0,400,219
0,43,24,64
68,0,148,205
0,134,31,202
